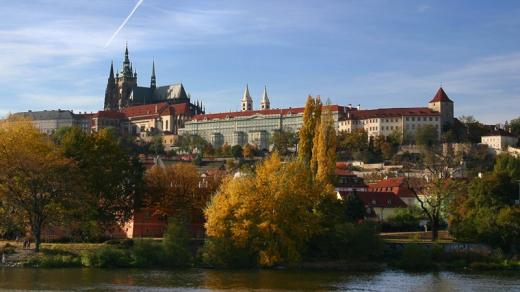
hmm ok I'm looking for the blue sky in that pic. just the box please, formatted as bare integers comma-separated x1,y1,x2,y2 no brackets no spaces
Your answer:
0,0,519,123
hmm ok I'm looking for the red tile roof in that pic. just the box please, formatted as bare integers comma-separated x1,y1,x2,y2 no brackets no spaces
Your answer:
342,191,407,208
94,111,126,119
368,177,416,198
343,107,439,120
120,102,170,118
429,87,453,103
191,105,345,121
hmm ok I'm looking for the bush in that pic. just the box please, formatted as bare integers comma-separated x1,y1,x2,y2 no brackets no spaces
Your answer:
396,244,433,270
383,207,425,232
1,243,16,255
201,237,257,268
81,246,132,268
25,254,82,268
131,239,165,268
162,219,192,267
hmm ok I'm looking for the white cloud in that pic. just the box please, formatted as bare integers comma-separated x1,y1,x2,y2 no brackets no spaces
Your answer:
417,4,431,13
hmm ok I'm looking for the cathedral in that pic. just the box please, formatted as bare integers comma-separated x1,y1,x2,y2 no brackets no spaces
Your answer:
104,44,204,114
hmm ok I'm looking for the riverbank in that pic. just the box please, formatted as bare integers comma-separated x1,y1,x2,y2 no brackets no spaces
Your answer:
2,239,519,272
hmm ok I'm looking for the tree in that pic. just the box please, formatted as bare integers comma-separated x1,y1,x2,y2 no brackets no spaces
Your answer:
55,127,144,232
310,97,323,177
509,116,520,137
243,144,255,159
145,164,219,223
404,142,464,241
204,154,332,267
149,135,165,155
175,133,208,154
297,96,317,163
231,145,243,158
271,129,297,156
0,117,82,251
415,125,439,147
314,105,336,185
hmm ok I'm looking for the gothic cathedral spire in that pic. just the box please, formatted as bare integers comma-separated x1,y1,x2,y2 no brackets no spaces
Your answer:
150,60,156,90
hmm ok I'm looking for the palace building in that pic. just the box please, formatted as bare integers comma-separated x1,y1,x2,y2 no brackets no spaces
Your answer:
181,86,455,149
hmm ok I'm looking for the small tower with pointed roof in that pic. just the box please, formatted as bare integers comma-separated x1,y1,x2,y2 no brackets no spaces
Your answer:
428,87,454,130
260,85,270,110
241,85,253,111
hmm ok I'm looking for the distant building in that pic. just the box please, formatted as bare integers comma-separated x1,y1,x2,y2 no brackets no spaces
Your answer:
339,191,407,221
12,109,93,135
481,129,518,153
338,87,454,140
335,163,368,193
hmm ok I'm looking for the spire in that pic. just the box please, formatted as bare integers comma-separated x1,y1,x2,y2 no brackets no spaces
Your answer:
150,60,156,89
108,61,114,80
241,84,253,111
124,42,129,63
242,84,252,102
261,85,270,110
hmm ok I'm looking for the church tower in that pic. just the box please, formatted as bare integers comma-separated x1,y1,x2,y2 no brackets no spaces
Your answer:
104,61,117,110
260,85,270,110
241,85,253,111
150,61,156,90
428,87,454,130
115,43,138,108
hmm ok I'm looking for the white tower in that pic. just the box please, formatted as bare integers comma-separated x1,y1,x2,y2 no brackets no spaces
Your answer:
241,85,253,111
260,85,270,110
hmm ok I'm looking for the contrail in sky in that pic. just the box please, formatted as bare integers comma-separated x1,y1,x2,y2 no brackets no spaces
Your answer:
104,0,145,47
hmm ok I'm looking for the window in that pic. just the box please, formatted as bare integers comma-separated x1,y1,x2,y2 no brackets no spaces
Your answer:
412,117,415,121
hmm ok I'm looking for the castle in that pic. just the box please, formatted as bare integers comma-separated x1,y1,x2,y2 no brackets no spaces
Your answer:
103,44,204,114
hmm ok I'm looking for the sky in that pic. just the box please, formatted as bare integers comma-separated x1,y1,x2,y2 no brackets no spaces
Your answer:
0,0,519,123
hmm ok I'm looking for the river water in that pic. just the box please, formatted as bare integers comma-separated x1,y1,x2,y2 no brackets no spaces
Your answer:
1,268,519,291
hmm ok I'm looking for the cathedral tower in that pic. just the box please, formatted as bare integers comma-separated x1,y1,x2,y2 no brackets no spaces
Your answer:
104,61,117,110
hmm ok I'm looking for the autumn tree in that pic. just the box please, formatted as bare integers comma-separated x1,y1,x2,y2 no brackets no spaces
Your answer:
310,97,323,177
297,96,317,163
204,153,332,267
314,105,336,185
243,144,255,159
0,117,82,251
145,164,220,223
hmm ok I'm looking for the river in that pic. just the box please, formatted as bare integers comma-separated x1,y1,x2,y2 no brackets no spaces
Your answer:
1,268,519,291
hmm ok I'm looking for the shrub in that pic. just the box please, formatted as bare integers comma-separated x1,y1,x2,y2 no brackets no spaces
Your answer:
81,246,132,268
201,237,257,268
24,254,81,268
162,219,192,267
396,244,433,270
131,239,165,268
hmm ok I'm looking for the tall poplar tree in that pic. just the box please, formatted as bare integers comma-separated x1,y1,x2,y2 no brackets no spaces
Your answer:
315,105,337,184
310,97,323,177
297,96,316,163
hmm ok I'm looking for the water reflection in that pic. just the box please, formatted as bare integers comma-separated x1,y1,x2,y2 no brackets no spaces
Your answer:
1,268,519,291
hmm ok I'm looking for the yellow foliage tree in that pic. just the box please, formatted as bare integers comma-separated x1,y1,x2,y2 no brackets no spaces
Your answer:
243,143,254,159
310,97,323,177
315,106,337,185
0,116,81,251
297,96,316,163
205,153,333,267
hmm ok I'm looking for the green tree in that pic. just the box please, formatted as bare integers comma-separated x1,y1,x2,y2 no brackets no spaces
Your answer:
175,133,208,155
415,125,439,147
271,129,297,156
149,135,165,155
231,145,243,158
55,127,145,232
509,116,520,137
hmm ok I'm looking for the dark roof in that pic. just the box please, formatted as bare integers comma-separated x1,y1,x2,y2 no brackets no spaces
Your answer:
483,127,518,138
341,191,407,208
94,111,126,119
191,105,344,121
343,107,439,120
13,110,75,120
429,87,453,103
129,84,189,105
